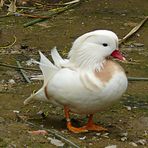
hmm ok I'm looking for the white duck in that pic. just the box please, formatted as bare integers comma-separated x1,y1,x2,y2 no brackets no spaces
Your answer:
24,30,128,133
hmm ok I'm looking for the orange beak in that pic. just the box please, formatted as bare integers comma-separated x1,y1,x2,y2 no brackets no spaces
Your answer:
111,49,126,61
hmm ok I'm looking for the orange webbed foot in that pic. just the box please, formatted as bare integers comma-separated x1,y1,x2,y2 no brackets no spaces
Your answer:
83,123,107,132
64,107,107,133
67,121,88,133
83,114,108,132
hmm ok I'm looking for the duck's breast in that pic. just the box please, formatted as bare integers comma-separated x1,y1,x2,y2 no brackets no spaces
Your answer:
93,60,128,107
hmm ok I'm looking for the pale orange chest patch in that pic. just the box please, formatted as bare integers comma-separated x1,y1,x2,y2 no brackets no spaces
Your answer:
94,60,124,84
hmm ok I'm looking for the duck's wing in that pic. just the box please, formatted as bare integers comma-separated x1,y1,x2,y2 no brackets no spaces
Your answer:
51,47,69,68
39,51,59,86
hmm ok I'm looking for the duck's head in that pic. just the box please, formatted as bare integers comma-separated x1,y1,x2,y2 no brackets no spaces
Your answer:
68,30,125,71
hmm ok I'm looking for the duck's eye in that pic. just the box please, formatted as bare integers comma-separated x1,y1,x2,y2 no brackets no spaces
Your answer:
102,43,108,47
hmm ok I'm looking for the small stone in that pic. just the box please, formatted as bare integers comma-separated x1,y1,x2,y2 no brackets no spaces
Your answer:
136,33,140,37
79,136,86,140
105,145,117,148
13,110,20,114
101,133,109,138
137,139,147,145
8,79,15,85
129,142,138,147
125,106,132,111
121,137,127,142
121,13,126,16
47,137,65,147
96,133,101,136
120,132,128,137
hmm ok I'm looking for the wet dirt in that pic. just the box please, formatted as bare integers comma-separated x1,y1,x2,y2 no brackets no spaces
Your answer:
0,0,148,147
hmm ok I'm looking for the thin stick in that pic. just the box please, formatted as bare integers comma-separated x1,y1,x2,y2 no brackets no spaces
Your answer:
26,121,80,148
44,0,80,7
0,63,40,71
119,16,148,44
0,35,17,48
23,2,80,27
0,14,13,18
128,77,148,81
16,61,31,83
19,13,52,19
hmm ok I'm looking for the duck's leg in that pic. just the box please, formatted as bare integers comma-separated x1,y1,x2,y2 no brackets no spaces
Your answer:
83,114,107,132
64,106,88,133
64,107,107,133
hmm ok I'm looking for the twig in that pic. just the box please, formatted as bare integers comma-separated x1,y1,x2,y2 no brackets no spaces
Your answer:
19,13,51,19
0,14,13,18
52,129,80,148
16,61,31,83
17,6,36,10
64,0,80,5
0,35,17,48
23,2,80,27
25,121,80,148
119,16,148,45
128,77,148,81
44,0,80,7
0,63,40,71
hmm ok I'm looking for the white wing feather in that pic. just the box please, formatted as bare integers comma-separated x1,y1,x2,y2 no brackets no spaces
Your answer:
39,51,58,86
30,48,69,81
51,47,69,68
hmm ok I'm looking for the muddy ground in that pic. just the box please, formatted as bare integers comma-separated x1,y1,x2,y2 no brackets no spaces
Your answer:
0,0,148,147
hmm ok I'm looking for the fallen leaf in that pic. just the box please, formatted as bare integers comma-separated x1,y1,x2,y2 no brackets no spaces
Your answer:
8,0,17,13
36,22,50,28
28,130,48,135
0,0,4,7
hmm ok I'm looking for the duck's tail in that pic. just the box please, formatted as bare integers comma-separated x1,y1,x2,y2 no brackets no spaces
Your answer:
24,51,59,105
